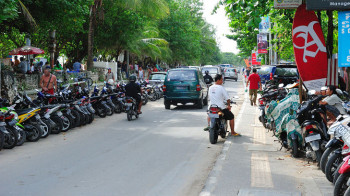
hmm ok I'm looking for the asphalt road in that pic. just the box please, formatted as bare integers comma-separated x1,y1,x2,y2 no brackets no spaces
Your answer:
0,79,243,196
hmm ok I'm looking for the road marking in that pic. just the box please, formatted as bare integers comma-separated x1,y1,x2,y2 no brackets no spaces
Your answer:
251,152,273,188
254,127,266,144
199,81,247,196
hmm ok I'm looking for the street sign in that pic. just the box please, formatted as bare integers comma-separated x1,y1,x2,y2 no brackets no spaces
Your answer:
293,4,328,90
274,0,302,9
257,34,268,54
307,0,350,10
338,11,350,67
259,16,270,34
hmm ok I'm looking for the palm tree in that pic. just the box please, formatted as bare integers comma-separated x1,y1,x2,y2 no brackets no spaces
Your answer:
87,0,169,70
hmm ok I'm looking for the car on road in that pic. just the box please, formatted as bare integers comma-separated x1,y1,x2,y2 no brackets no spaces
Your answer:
201,66,222,79
224,68,238,81
163,68,208,109
148,72,167,85
258,64,298,85
258,65,275,84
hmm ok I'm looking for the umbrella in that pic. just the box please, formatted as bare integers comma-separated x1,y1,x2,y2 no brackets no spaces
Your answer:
9,45,45,55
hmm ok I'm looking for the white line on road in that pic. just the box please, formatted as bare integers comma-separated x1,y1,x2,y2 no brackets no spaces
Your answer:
199,87,247,196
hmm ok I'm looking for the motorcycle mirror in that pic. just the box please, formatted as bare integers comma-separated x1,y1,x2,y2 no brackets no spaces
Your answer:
336,89,344,96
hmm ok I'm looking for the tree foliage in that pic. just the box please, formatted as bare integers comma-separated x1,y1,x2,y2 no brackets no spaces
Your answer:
0,0,222,68
219,0,338,62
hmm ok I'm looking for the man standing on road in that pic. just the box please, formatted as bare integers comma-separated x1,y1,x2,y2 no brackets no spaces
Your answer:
105,68,115,83
205,74,240,136
40,66,57,95
246,68,262,106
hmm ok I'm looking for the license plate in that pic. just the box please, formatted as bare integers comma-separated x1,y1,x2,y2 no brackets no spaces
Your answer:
176,86,187,90
125,103,132,106
208,113,219,118
57,111,63,117
305,134,321,143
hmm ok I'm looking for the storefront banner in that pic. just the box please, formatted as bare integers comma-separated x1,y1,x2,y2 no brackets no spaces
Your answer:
257,34,268,54
307,0,350,10
338,11,350,67
259,16,270,34
274,0,302,9
292,4,328,90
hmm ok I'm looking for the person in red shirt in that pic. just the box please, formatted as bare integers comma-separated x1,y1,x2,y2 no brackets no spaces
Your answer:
246,68,262,106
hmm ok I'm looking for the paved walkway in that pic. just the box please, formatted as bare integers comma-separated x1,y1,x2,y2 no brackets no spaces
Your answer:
200,91,333,196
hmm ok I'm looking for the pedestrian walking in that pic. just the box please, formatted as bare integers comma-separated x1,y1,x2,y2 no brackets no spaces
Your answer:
246,68,261,106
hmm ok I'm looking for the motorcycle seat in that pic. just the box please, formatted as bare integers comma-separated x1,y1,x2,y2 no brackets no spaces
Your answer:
16,108,39,115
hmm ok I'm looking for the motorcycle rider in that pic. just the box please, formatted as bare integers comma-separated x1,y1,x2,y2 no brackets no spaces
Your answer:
125,75,143,114
204,74,240,136
203,70,214,85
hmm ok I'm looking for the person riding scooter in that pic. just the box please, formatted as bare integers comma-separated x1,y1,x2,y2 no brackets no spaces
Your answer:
125,75,143,114
204,70,214,85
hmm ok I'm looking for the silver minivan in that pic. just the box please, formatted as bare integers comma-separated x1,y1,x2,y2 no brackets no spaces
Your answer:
201,66,222,79
224,68,238,81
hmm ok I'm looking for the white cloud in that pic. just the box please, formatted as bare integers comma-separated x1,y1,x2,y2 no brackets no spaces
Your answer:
201,0,239,54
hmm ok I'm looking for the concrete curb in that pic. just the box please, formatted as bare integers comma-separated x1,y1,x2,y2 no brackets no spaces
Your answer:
199,92,248,196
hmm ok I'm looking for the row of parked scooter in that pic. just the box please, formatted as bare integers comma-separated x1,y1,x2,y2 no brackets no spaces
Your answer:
0,80,164,151
258,81,350,195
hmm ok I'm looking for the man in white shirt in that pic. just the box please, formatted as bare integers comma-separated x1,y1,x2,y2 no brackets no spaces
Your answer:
205,74,240,136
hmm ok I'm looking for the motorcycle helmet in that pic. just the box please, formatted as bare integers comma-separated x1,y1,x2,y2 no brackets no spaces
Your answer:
205,70,209,75
129,75,137,82
108,79,114,85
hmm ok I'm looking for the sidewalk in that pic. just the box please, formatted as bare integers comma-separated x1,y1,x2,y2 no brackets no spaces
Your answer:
200,92,333,196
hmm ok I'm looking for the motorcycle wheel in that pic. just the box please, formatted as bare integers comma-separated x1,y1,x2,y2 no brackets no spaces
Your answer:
320,147,338,173
325,152,342,182
51,116,63,134
315,149,323,165
106,105,114,116
143,96,148,105
71,109,81,127
86,112,93,124
334,161,345,185
61,115,71,132
334,173,350,196
96,104,107,118
26,125,42,142
0,131,4,150
65,113,75,129
39,120,51,138
3,128,18,149
127,110,132,121
80,113,88,126
149,93,157,101
291,139,299,158
15,128,26,146
90,113,95,123
112,100,122,113
209,128,218,144
114,103,122,113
